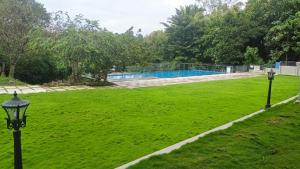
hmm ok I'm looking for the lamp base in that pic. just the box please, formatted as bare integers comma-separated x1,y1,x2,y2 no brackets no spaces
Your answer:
265,104,271,109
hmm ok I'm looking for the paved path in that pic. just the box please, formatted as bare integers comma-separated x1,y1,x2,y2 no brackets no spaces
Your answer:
0,73,262,94
113,72,262,88
0,85,95,94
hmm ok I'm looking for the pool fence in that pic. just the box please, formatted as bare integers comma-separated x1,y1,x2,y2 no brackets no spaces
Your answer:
125,63,250,74
264,61,300,76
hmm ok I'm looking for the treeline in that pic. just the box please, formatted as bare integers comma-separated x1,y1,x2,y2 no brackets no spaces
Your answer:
0,0,299,84
162,0,300,65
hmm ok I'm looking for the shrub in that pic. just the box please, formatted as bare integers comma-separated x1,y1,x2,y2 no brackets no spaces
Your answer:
15,54,59,84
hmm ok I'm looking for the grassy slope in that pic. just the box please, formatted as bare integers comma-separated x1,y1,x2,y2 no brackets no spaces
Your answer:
0,76,26,86
0,75,298,169
130,101,300,169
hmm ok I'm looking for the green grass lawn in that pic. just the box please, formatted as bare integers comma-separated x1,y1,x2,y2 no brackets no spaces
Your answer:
0,75,298,169
130,100,300,169
0,76,26,86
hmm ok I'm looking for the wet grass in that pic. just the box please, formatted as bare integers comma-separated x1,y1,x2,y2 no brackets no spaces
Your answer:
0,75,298,169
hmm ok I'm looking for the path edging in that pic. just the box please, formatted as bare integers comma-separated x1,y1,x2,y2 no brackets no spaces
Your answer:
116,95,298,169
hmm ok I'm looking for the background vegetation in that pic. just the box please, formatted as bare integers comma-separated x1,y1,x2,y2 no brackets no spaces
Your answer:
0,0,299,84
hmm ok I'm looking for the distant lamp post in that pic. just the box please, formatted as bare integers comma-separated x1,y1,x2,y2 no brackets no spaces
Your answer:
297,62,300,103
2,91,30,169
297,76,300,104
266,69,276,109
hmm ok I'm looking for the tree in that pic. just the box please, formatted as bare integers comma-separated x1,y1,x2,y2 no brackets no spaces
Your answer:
197,0,244,13
14,27,62,84
244,0,300,61
164,5,206,62
50,13,100,83
85,31,120,82
115,27,148,70
244,46,263,65
265,12,300,62
144,31,168,63
202,5,251,64
0,0,49,78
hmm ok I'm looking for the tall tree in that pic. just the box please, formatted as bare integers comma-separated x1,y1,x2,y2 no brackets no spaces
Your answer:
144,31,168,63
0,0,49,78
51,13,100,83
244,0,300,61
164,5,206,62
265,12,300,62
197,0,244,13
201,5,252,64
85,31,120,82
116,27,148,69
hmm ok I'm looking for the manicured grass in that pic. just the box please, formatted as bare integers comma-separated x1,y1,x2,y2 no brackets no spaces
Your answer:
130,101,300,169
0,76,26,86
0,75,298,169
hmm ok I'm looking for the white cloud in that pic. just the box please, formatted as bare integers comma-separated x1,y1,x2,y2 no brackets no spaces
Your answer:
36,0,196,35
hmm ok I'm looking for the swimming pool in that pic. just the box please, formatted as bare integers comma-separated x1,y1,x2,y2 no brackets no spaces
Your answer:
108,70,224,80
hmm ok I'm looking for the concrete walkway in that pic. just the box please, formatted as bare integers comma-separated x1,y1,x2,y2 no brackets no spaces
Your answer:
0,73,262,94
0,85,95,94
113,72,262,88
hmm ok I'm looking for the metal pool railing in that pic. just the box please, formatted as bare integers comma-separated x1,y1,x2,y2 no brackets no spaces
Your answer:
108,70,225,81
108,63,252,81
125,63,228,73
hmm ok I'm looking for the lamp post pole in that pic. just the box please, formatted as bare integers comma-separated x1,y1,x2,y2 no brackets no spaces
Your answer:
13,107,23,169
266,78,273,109
13,129,23,169
296,62,300,103
266,69,275,109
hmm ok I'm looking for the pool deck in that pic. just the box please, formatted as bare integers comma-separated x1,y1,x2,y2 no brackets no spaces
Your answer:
112,72,263,88
0,73,262,94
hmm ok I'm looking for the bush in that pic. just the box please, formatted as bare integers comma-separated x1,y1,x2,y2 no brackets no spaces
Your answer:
15,54,59,84
244,47,264,65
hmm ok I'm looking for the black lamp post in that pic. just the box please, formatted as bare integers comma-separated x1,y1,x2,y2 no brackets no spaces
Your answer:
2,91,29,169
266,69,275,109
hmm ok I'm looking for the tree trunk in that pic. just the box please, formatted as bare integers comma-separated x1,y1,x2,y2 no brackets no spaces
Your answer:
95,71,108,83
1,62,5,77
9,63,16,78
103,71,108,82
71,62,80,83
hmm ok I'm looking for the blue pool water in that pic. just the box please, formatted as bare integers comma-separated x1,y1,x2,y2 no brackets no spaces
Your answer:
108,70,224,80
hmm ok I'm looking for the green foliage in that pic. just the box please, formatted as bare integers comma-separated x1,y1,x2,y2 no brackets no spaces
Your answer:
84,31,120,82
244,0,300,61
244,46,263,65
0,75,298,168
50,13,101,83
161,0,300,65
0,0,49,77
265,11,300,62
15,53,58,84
118,28,149,67
202,6,250,64
144,31,168,63
164,5,206,62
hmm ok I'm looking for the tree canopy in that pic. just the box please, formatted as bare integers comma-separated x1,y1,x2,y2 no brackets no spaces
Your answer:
0,0,299,84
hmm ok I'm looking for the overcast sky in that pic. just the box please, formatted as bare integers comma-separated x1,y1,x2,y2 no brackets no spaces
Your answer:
36,0,197,35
